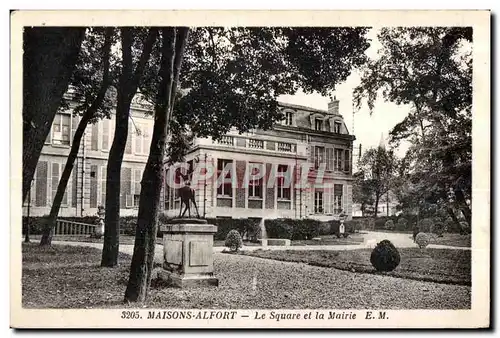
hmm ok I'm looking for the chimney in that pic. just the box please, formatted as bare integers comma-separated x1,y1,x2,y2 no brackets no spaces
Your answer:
328,96,340,115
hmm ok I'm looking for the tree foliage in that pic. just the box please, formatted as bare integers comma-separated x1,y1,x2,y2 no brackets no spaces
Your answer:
139,27,370,162
356,146,397,218
353,27,472,225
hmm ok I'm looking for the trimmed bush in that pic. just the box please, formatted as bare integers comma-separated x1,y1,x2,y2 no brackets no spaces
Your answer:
264,219,293,239
343,220,357,233
370,239,401,272
374,217,388,229
225,229,243,252
415,232,431,248
419,218,433,233
384,220,395,230
396,217,408,231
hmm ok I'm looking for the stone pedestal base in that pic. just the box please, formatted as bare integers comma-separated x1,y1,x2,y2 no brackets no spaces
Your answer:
158,218,219,289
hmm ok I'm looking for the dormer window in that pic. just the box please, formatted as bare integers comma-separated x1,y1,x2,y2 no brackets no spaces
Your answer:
285,111,294,126
315,118,323,131
334,121,341,133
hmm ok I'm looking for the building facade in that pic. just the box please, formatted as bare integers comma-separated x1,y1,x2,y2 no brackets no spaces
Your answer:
163,97,355,221
24,97,355,222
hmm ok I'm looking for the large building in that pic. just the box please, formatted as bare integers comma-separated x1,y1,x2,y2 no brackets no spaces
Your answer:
24,96,355,221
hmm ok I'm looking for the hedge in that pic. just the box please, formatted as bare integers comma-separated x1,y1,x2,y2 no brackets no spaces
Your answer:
264,218,347,240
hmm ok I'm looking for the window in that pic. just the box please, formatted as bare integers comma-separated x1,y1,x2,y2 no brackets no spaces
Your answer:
314,190,324,213
101,118,114,151
285,111,294,126
248,163,263,199
51,113,71,145
314,146,324,169
334,184,343,214
91,123,99,150
217,159,233,197
344,150,350,172
315,118,323,131
334,121,342,133
334,149,343,171
100,166,106,206
135,124,151,155
277,165,291,200
326,148,334,171
133,169,143,207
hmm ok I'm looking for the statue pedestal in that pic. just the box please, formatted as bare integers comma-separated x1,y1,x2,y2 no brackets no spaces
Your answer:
158,218,219,288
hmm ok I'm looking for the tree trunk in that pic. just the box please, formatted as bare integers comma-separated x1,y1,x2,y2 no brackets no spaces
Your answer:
101,28,158,267
39,28,113,246
124,27,189,303
24,187,31,243
446,206,462,231
23,27,85,202
40,114,91,246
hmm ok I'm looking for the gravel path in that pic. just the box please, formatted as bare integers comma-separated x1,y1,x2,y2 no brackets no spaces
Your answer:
143,253,471,309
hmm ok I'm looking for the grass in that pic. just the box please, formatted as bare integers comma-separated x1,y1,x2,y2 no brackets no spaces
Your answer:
22,243,470,309
291,233,364,246
430,233,471,247
243,248,471,286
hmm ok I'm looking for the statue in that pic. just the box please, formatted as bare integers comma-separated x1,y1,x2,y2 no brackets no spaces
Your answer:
93,205,105,239
178,181,200,218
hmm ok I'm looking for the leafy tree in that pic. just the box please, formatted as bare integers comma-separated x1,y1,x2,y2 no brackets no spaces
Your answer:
353,27,472,226
23,27,86,202
352,170,375,217
40,27,116,246
357,146,397,218
121,26,370,302
124,27,190,302
101,28,158,267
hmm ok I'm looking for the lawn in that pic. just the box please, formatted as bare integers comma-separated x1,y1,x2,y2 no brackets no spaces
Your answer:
291,234,364,246
242,248,471,286
22,243,470,309
430,233,471,248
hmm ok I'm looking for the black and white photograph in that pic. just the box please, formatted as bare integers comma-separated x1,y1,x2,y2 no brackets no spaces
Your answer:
10,9,490,329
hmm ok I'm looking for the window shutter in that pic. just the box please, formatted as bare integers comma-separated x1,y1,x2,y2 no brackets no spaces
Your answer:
61,164,68,206
91,122,99,151
35,161,48,207
90,164,98,208
125,122,133,154
72,167,78,207
51,163,59,202
102,119,109,150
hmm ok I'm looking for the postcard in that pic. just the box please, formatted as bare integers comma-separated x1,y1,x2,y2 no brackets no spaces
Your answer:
10,9,490,329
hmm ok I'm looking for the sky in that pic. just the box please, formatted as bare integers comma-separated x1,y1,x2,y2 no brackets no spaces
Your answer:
278,28,411,160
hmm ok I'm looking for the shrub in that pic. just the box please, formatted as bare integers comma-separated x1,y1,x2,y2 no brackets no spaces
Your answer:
292,219,320,240
374,217,388,229
396,217,408,231
318,221,331,235
419,218,433,233
415,232,431,248
384,220,395,230
343,220,357,233
370,239,401,272
431,221,445,237
459,221,471,235
225,230,243,252
264,219,293,239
